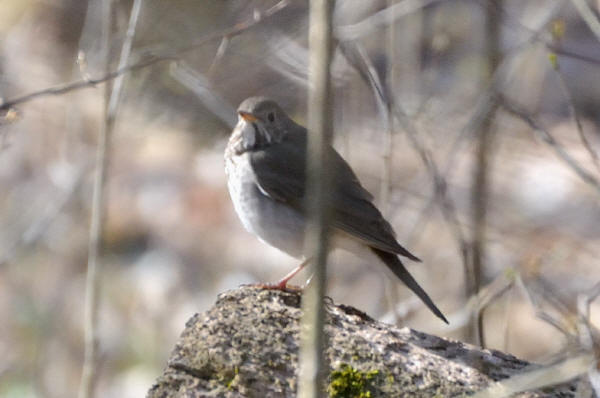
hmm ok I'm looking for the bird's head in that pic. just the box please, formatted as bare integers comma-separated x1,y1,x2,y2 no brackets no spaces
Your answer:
232,97,292,154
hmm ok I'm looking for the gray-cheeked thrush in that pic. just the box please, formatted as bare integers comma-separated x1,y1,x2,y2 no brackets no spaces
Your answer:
225,97,447,323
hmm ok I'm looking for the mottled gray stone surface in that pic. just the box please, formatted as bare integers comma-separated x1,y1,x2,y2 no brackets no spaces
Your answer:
147,286,582,397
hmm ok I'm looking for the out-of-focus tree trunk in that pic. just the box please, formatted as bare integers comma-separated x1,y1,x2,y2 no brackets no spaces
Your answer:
298,0,334,397
468,0,502,347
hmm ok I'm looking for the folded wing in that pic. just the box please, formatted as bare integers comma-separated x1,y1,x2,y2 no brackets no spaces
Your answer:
249,125,420,261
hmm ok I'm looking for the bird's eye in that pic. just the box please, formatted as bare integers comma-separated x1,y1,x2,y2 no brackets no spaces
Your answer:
267,112,275,123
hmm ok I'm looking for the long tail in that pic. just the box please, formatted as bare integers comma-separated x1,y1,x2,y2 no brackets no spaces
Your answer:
371,248,448,324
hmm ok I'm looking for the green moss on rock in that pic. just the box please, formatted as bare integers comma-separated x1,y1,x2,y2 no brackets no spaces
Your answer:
328,364,380,398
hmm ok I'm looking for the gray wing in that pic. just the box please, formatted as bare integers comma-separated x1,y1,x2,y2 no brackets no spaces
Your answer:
249,131,306,206
250,127,420,261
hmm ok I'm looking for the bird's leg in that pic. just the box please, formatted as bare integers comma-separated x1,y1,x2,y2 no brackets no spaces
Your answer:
259,257,312,291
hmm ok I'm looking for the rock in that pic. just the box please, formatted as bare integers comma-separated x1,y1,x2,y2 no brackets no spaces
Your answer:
147,286,583,397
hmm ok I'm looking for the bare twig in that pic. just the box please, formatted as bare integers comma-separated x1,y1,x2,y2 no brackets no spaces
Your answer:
341,43,392,210
207,37,230,78
169,62,237,128
485,274,598,395
0,54,169,111
440,0,563,176
380,0,398,322
470,268,600,397
549,55,600,173
78,0,143,397
338,40,471,315
484,0,600,65
341,40,468,249
577,282,600,396
335,0,441,41
571,0,600,42
502,271,517,352
469,0,502,348
548,45,600,66
0,0,290,112
78,2,113,397
472,353,594,398
577,291,597,353
426,271,514,333
394,103,472,286
298,0,334,397
500,97,600,197
380,16,394,215
516,275,577,339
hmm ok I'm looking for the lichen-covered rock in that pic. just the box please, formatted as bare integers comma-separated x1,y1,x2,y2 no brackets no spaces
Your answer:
147,286,581,397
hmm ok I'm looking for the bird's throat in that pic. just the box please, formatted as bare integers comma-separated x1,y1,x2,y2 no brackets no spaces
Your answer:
231,119,273,155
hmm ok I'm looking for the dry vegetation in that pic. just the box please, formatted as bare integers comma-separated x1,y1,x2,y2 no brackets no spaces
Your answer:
0,0,599,397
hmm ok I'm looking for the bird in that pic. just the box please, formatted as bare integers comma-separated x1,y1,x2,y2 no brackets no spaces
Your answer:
224,96,447,323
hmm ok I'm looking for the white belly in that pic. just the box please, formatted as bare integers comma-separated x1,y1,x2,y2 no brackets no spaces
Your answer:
225,152,307,258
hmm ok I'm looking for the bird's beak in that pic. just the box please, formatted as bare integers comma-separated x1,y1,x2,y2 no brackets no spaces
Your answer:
238,111,258,122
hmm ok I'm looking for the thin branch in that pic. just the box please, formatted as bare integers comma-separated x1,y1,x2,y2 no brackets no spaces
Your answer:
577,294,596,353
484,0,600,66
78,1,114,397
339,0,600,69
0,0,290,112
298,0,334,397
510,276,600,386
0,54,169,111
106,1,143,117
502,272,517,352
207,37,230,78
339,41,472,320
342,43,392,209
78,0,143,397
426,271,513,333
469,0,502,348
169,62,237,128
576,283,600,395
549,55,600,173
576,281,600,351
472,353,594,398
515,275,577,341
571,0,600,42
441,0,563,176
585,281,600,306
393,103,472,284
548,44,600,66
381,0,398,322
335,0,441,41
500,97,600,197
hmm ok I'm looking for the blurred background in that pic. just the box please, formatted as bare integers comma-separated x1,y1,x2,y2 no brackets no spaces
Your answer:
1,0,600,396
